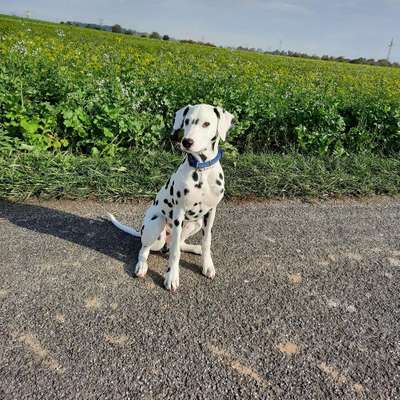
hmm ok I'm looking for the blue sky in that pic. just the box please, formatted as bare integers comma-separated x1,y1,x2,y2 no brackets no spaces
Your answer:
1,0,399,61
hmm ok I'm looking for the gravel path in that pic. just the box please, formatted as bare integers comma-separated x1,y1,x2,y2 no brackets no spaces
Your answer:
0,197,399,399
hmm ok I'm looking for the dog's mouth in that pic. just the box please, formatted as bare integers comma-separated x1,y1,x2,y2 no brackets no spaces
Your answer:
178,143,207,155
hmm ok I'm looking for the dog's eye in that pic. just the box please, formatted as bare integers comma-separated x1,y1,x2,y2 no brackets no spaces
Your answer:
202,122,210,128
185,119,189,126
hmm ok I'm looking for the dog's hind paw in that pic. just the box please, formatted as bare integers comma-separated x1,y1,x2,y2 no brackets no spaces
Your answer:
164,269,179,291
180,243,202,255
135,261,148,278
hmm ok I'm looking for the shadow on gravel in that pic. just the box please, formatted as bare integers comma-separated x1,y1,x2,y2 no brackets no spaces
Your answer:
0,201,177,288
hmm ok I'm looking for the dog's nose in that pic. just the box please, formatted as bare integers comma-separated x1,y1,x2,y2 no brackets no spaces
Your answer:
182,138,194,149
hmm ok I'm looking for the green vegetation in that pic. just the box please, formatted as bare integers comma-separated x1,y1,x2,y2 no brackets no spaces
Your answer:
0,15,399,201
1,14,400,157
1,150,399,201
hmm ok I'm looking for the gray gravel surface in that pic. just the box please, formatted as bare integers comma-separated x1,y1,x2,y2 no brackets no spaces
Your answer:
0,197,399,399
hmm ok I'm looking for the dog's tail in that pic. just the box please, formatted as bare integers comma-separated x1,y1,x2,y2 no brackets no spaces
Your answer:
107,213,141,237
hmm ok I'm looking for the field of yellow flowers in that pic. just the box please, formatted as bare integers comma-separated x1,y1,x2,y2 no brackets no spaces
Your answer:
1,14,399,156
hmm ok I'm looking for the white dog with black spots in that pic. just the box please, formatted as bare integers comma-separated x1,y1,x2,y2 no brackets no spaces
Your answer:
108,104,234,291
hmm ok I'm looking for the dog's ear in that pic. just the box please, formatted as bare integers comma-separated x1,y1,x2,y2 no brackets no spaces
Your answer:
214,107,234,141
172,105,192,133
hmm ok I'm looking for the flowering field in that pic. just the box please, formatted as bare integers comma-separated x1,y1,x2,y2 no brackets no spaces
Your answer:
1,14,399,157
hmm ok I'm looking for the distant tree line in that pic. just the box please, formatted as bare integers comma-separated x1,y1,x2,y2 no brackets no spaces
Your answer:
60,21,398,68
235,47,400,68
61,20,219,47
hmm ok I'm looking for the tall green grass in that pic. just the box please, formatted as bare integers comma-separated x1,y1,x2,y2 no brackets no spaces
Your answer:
1,150,399,201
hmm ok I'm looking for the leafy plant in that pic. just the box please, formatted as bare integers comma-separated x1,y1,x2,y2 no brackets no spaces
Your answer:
0,15,399,156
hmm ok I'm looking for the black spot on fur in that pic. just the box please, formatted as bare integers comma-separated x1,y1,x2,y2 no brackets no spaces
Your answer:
170,185,174,197
185,118,189,126
141,225,144,235
204,211,211,227
164,199,173,208
216,179,222,185
162,210,166,215
219,173,224,180
211,134,218,150
183,106,189,117
184,188,189,195
174,219,180,226
199,209,203,214
188,210,195,216
175,200,179,205
201,228,205,236
151,215,158,221
193,202,198,206
195,182,203,189
167,267,171,272
164,177,170,189
220,188,224,194
169,210,173,219
155,200,159,205
213,107,220,119
192,171,199,181
199,153,207,162
177,191,181,198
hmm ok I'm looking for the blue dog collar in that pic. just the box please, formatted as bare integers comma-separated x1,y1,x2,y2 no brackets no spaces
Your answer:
187,149,224,169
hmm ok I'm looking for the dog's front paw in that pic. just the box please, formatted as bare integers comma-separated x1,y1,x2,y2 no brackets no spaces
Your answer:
134,260,148,278
164,268,179,291
202,259,216,279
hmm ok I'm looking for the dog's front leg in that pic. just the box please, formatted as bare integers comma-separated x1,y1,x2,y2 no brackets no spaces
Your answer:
164,208,185,291
201,208,216,279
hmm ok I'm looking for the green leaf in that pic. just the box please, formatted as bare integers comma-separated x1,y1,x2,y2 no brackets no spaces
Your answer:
20,118,39,135
103,127,114,138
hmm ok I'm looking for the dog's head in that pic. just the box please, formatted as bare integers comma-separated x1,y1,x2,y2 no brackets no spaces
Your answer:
171,104,234,154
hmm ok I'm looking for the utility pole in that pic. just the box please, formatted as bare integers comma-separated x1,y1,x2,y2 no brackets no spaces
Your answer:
386,38,394,61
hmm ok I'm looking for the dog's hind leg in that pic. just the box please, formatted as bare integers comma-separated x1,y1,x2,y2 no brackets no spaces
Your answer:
180,221,202,255
135,210,166,277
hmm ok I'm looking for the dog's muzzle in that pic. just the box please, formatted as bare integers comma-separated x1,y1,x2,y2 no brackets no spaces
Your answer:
181,138,194,149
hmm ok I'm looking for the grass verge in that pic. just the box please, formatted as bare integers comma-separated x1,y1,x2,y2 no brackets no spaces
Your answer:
1,150,399,201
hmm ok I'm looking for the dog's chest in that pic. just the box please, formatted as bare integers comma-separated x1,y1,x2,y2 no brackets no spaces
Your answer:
157,163,224,222
181,166,224,208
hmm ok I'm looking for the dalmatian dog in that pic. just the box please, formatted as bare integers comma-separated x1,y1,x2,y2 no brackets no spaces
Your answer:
108,104,234,291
